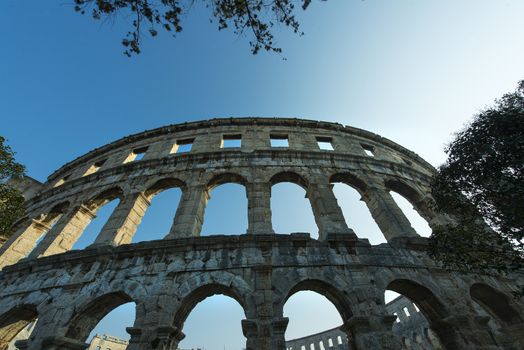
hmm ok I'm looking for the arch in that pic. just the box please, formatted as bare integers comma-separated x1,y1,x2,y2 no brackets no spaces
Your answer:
330,174,385,244
85,186,124,211
387,279,447,322
173,283,247,330
386,279,460,349
330,173,368,194
144,177,186,199
38,201,70,227
470,283,523,326
384,179,433,236
270,172,317,236
284,279,352,322
384,179,435,224
6,216,30,234
65,291,133,342
207,172,248,191
133,178,185,242
0,304,37,346
384,179,423,205
270,171,309,191
199,173,248,235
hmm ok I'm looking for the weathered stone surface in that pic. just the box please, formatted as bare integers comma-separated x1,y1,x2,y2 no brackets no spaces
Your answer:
0,118,521,350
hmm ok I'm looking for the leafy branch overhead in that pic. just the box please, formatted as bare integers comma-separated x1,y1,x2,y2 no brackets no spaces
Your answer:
430,80,524,272
0,137,26,238
74,0,319,56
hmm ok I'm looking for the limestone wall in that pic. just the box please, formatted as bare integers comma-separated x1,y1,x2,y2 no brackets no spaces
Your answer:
0,118,522,350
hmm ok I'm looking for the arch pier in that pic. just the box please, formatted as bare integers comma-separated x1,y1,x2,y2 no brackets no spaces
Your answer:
0,118,522,350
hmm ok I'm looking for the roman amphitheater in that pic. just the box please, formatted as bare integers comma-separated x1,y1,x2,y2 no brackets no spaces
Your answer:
0,118,522,350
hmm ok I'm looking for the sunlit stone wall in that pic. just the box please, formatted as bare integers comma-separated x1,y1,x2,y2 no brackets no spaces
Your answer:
0,118,522,350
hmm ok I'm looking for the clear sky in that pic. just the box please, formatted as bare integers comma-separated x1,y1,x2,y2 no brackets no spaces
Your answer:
2,0,524,349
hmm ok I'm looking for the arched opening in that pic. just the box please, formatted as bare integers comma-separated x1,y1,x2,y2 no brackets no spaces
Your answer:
65,292,135,345
0,305,37,350
283,280,351,349
331,174,385,244
385,180,432,237
386,279,449,349
83,303,135,347
178,295,246,350
69,187,123,250
174,284,247,350
28,202,70,253
470,283,523,326
0,201,70,268
271,172,318,239
72,199,120,249
201,173,248,235
389,190,432,237
132,178,184,242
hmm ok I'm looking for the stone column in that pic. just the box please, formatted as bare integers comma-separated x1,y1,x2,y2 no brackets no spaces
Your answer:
166,185,208,238
28,205,97,258
242,317,289,350
246,182,274,234
361,185,418,242
241,266,289,350
0,218,52,268
126,325,185,350
343,314,402,350
431,314,500,349
91,192,150,246
289,132,318,151
242,130,269,151
306,182,357,241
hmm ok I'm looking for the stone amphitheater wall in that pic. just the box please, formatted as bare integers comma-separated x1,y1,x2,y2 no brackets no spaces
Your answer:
0,118,522,350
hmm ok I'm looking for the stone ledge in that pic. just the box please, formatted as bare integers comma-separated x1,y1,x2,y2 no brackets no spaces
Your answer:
0,234,431,275
28,149,432,208
389,236,430,251
47,117,434,183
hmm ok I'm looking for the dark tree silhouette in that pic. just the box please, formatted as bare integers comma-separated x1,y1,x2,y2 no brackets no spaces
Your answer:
0,137,26,240
73,0,323,56
430,80,524,272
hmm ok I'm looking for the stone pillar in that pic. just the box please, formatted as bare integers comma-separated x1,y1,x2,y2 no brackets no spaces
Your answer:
289,132,318,151
306,183,357,240
0,218,51,268
242,317,289,350
361,185,418,242
28,205,97,258
431,314,500,349
141,140,170,161
343,314,402,350
91,193,150,246
126,325,184,350
242,266,289,350
37,336,88,350
166,185,208,238
242,130,269,151
246,182,274,234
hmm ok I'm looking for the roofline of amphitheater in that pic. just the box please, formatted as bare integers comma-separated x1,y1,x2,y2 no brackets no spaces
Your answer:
47,117,435,182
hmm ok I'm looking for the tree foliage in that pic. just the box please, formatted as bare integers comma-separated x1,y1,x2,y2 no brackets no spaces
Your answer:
430,80,524,272
73,0,322,57
0,137,26,237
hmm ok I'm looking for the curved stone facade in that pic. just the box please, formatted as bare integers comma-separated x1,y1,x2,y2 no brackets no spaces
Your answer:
285,295,443,350
0,118,522,350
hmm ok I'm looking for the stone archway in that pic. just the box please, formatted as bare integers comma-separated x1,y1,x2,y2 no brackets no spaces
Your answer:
387,279,458,349
0,304,37,350
65,291,134,343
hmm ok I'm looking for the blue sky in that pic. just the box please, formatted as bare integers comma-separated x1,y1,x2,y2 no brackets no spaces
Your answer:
2,0,524,349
